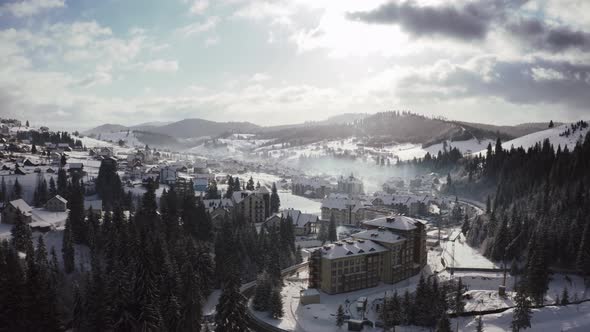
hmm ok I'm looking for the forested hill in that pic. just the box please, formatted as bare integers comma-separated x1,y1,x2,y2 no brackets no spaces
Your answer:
453,125,590,306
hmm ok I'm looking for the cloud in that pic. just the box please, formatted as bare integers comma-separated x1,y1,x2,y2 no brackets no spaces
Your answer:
189,0,208,15
396,56,590,110
176,16,219,36
204,36,219,47
0,0,65,17
77,71,112,88
346,0,508,41
250,73,271,82
138,59,179,73
506,17,590,52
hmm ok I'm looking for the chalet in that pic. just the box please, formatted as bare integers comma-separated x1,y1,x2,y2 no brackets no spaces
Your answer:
1,199,33,224
98,147,113,158
46,195,68,212
265,208,319,235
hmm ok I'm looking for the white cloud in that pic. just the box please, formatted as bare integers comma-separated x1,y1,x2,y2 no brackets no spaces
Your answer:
78,71,112,88
250,73,271,82
139,59,179,73
176,16,219,37
0,0,65,17
189,0,209,15
204,36,219,47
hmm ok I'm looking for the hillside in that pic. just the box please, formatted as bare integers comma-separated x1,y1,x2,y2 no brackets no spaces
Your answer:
476,121,590,154
83,123,128,135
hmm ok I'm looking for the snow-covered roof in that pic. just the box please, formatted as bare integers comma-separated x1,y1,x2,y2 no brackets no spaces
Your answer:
202,198,234,211
352,228,406,245
48,195,67,204
362,216,425,231
9,199,32,216
319,238,387,260
281,209,318,228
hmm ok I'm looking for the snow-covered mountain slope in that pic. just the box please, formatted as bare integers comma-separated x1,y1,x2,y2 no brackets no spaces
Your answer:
477,122,589,154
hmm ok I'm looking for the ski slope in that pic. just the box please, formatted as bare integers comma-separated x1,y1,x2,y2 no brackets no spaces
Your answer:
477,122,590,154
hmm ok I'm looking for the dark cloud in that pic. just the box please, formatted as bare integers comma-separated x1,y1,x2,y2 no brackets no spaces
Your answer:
397,57,590,110
347,0,525,40
507,17,590,52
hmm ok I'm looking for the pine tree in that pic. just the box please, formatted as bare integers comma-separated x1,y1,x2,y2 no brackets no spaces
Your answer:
511,284,532,332
13,178,22,199
72,282,84,331
269,288,284,319
270,182,280,214
0,176,6,202
246,177,255,191
31,143,37,154
336,304,345,328
328,214,337,242
486,195,491,214
576,221,590,281
215,266,248,332
455,277,465,314
62,218,75,273
561,286,570,305
179,260,202,332
436,312,451,332
49,177,57,197
253,272,272,311
11,209,33,253
57,168,67,197
475,315,484,332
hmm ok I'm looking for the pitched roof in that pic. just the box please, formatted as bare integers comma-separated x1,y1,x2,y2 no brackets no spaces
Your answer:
363,216,426,231
319,238,387,260
9,199,32,216
48,195,67,204
352,229,406,245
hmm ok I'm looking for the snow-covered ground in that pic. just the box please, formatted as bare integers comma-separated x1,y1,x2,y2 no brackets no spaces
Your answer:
440,231,498,269
279,191,322,215
477,122,590,155
456,301,590,332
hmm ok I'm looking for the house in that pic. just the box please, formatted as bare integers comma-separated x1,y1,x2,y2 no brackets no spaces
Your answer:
46,195,67,212
1,199,33,224
84,200,102,216
265,209,318,235
320,193,377,226
159,166,177,185
232,188,271,224
292,176,333,198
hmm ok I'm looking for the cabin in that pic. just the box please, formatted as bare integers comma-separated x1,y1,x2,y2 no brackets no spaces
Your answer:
46,195,68,212
1,199,33,224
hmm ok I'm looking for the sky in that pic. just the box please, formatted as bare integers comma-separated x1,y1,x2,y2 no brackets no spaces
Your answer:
0,0,589,130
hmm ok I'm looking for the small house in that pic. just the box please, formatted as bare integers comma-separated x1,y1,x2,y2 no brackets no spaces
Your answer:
46,195,68,212
1,199,33,224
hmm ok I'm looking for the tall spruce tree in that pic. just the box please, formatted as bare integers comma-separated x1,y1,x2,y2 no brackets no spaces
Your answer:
270,182,280,213
511,284,532,332
328,214,337,242
215,265,248,332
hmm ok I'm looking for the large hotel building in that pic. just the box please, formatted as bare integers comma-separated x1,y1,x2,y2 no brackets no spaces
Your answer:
308,216,427,294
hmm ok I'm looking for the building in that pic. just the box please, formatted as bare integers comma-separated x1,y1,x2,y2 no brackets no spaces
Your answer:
232,191,266,223
308,215,427,294
1,199,33,224
174,175,193,199
264,208,319,235
308,239,387,294
46,195,67,212
292,176,332,198
160,166,177,185
320,194,377,226
67,163,84,177
337,174,364,195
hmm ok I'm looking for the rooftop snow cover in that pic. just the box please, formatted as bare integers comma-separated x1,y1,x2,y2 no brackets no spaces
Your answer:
320,238,387,259
9,199,32,216
352,228,406,245
363,216,425,231
48,195,67,204
282,209,318,228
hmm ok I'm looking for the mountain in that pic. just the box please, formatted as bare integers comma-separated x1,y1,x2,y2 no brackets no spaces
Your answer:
145,118,261,138
493,121,589,152
457,121,558,138
85,118,262,139
83,123,128,135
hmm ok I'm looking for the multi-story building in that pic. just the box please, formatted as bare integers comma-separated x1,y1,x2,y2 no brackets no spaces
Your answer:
292,176,333,198
320,193,377,226
337,174,364,195
232,187,271,223
308,215,427,294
